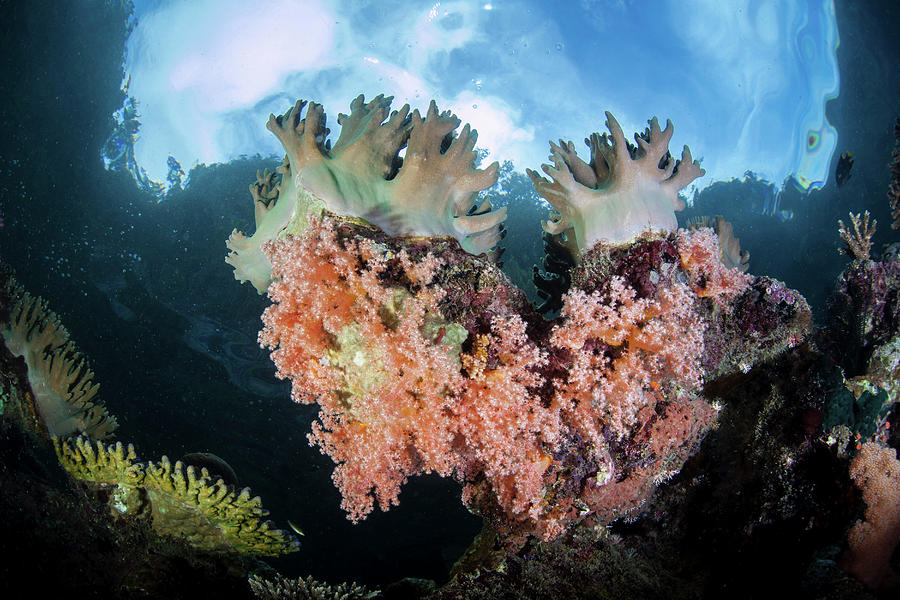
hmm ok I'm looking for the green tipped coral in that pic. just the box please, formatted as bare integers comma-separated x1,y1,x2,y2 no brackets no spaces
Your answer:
53,436,300,556
54,436,143,485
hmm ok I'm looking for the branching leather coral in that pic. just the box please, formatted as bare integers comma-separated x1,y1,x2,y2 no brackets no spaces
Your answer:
226,94,506,293
226,160,323,293
528,112,705,253
267,95,505,250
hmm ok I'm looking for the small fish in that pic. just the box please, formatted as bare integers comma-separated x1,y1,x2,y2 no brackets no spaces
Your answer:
835,151,854,186
287,520,305,536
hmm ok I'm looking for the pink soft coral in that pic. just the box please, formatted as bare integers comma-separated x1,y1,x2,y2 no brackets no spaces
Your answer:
842,442,900,589
257,216,753,538
256,213,761,544
456,315,562,523
677,227,752,306
260,216,568,525
550,276,705,441
259,217,463,520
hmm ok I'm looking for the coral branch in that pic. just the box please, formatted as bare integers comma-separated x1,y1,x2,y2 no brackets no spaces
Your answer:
226,157,324,293
385,100,505,248
331,94,412,181
839,210,877,261
265,99,331,176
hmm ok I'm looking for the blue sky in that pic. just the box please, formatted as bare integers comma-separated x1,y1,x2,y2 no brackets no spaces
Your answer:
125,0,839,194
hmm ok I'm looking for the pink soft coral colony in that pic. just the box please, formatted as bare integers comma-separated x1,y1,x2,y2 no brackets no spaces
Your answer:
227,94,811,546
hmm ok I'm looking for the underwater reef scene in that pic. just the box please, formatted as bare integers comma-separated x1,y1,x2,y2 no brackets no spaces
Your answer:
1,1,900,599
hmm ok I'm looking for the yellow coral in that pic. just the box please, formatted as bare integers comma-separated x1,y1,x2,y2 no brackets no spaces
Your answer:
53,436,300,556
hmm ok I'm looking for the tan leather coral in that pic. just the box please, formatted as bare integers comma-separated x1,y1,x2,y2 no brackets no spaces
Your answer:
529,112,705,253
